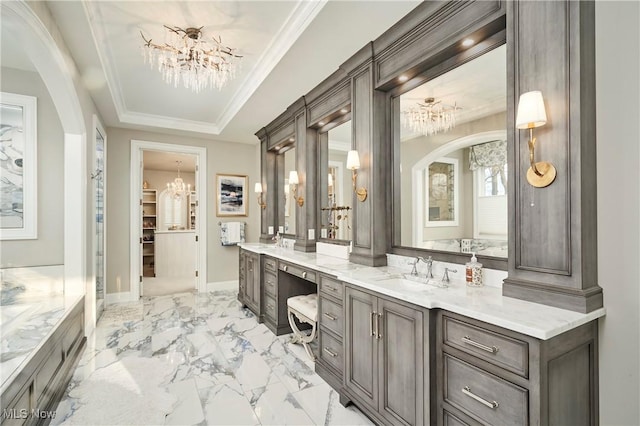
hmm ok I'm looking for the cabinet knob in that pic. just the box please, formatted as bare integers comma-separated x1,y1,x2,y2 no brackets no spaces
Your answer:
283,265,288,272
302,271,307,279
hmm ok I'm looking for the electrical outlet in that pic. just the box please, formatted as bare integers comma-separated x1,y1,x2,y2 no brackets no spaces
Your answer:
278,226,284,234
321,228,327,238
268,226,274,234
308,229,315,240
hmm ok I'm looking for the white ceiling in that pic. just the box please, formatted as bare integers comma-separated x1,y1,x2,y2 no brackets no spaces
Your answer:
26,1,421,144
143,150,197,173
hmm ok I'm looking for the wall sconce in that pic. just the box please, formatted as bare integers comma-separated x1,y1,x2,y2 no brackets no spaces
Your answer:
288,170,304,207
346,150,368,202
254,183,266,209
516,90,556,188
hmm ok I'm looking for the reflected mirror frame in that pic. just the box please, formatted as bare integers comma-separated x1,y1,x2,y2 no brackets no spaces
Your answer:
269,135,296,239
388,36,508,271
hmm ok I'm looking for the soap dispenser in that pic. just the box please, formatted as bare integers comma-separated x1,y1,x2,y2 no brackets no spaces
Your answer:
465,252,483,287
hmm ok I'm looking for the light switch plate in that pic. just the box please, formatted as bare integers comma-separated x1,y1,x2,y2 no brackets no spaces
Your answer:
308,229,315,240
268,226,274,234
278,226,284,234
321,228,327,238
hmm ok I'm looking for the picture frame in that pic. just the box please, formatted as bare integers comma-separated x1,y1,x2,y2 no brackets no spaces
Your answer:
216,174,248,217
0,92,37,240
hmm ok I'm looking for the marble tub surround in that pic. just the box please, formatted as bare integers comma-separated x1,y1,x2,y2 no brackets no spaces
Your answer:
0,265,82,390
239,243,605,340
54,290,372,426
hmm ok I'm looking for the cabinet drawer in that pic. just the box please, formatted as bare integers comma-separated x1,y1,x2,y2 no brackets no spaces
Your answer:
444,354,528,426
319,275,343,302
264,271,277,298
264,295,277,322
279,262,316,283
34,344,64,404
443,315,529,377
443,409,472,426
319,329,343,374
319,296,343,338
264,257,277,273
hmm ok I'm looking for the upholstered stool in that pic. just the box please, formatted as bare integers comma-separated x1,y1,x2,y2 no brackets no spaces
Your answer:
287,293,318,360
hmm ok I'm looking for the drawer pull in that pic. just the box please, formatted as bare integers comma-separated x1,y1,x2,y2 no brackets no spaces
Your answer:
323,312,337,321
283,265,288,272
267,303,275,311
370,311,375,336
462,386,499,409
302,271,307,279
327,286,337,292
376,313,383,339
323,347,338,357
462,336,499,354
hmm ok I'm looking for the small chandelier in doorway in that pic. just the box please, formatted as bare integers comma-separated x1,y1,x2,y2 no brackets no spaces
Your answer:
167,161,191,199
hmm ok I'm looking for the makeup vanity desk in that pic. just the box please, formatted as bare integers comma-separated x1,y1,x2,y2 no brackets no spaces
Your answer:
238,243,605,426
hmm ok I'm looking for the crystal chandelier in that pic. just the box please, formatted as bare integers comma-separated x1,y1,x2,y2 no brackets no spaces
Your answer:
402,97,461,136
166,161,191,199
141,25,242,93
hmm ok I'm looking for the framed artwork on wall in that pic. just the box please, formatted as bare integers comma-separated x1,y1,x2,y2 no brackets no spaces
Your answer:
0,92,37,240
216,174,247,217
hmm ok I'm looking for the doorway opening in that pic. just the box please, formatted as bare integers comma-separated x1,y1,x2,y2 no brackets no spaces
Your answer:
130,140,207,299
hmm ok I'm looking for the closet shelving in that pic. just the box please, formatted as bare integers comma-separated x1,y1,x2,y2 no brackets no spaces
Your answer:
142,189,157,277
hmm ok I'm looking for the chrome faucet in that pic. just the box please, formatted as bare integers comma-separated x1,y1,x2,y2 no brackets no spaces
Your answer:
442,267,457,285
408,256,433,277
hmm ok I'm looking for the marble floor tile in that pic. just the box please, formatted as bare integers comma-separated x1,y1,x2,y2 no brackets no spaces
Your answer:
55,289,369,425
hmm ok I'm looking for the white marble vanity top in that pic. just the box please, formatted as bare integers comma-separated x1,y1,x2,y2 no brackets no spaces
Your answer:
239,243,606,340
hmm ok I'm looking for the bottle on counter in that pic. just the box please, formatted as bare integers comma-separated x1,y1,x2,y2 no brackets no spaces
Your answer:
465,252,483,287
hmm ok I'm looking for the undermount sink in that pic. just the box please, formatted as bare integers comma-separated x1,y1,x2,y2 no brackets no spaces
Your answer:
375,274,435,292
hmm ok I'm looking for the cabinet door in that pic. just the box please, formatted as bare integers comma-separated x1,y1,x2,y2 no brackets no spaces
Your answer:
238,250,246,304
250,254,261,312
344,286,378,410
378,297,425,426
245,254,256,309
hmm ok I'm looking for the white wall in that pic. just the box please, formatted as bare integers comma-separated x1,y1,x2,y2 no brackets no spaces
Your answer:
0,67,64,268
106,127,260,295
596,2,640,424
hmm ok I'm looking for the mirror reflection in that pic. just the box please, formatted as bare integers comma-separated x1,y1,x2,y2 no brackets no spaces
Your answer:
281,147,296,236
398,44,507,257
321,121,352,241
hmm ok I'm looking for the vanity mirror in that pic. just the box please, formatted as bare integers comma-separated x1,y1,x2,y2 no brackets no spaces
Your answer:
319,120,352,241
280,146,296,237
394,44,507,259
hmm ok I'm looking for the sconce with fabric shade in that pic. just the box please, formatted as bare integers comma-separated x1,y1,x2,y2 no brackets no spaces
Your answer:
288,170,304,207
516,91,556,188
254,182,266,209
346,150,367,202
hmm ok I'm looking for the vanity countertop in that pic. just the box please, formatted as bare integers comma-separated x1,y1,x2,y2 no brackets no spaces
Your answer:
239,243,605,340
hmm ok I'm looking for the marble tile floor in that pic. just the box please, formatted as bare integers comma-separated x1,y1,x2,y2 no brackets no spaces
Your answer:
53,290,373,426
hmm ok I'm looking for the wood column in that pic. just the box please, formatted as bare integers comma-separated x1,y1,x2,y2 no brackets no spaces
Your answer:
503,0,602,313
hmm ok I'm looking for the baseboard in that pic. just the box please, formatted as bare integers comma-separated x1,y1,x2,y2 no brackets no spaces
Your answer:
105,291,137,304
206,280,238,292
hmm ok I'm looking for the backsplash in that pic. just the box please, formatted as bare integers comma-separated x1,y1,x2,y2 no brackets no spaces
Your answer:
419,238,508,258
386,253,507,288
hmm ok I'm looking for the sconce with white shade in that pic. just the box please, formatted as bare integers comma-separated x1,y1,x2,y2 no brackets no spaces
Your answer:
288,170,304,207
346,150,368,202
516,90,556,188
254,182,266,209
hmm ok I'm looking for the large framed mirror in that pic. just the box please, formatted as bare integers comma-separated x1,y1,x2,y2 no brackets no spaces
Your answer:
392,43,507,267
318,115,352,243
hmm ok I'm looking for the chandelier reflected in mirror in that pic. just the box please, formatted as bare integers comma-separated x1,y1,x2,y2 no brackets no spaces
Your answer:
166,161,191,199
402,97,461,136
141,25,242,93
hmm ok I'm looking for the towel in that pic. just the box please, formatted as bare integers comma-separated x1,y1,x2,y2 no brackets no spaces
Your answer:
220,222,245,246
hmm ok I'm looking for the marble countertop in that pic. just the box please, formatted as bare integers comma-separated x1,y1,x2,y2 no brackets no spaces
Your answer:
239,243,606,340
1,276,84,393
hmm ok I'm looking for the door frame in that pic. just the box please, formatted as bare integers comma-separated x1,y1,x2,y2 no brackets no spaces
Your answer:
130,140,208,299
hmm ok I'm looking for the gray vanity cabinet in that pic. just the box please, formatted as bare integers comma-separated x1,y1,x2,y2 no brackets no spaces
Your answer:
437,311,599,425
316,274,346,392
344,285,431,426
238,248,260,317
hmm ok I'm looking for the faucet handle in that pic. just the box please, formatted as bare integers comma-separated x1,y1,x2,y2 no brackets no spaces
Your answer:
442,267,458,283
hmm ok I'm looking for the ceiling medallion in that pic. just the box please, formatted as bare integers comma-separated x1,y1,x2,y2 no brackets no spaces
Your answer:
402,97,461,136
141,25,242,93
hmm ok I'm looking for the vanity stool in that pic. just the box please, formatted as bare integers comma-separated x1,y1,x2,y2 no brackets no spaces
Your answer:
286,293,318,360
